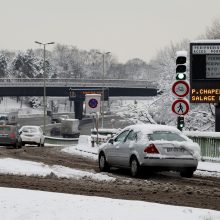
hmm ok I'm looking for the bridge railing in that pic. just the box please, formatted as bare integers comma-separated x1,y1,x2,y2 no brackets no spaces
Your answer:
0,78,158,88
184,131,220,161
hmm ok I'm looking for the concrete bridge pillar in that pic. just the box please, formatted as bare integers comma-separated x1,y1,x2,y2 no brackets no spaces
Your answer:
74,100,83,120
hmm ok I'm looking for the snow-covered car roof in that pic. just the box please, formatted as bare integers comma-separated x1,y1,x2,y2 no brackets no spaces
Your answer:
121,124,181,135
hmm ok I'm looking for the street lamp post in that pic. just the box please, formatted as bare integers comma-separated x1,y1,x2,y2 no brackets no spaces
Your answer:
34,41,55,134
96,51,110,128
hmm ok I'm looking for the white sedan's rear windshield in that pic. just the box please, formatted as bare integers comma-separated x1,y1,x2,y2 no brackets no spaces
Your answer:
22,127,38,133
148,131,187,142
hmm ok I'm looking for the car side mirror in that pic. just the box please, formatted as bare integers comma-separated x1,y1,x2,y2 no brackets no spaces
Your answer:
19,131,22,135
108,138,114,144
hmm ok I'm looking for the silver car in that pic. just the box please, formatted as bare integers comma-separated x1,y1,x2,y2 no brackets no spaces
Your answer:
98,124,200,178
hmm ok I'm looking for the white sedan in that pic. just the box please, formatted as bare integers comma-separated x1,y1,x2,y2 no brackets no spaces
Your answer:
19,126,45,147
98,124,201,178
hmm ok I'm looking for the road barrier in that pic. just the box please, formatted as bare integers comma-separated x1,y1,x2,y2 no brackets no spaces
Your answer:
45,136,78,146
184,131,220,161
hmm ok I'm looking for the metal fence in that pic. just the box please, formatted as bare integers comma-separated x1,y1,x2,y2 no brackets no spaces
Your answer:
184,131,220,161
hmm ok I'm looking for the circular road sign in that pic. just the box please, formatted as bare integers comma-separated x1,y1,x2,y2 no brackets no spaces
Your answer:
88,98,98,108
172,80,190,98
172,99,190,115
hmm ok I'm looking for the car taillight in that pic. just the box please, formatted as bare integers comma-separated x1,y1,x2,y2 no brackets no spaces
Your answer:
9,133,16,139
144,144,159,154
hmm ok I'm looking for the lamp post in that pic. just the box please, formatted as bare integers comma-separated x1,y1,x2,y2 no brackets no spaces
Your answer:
34,41,55,134
96,51,110,128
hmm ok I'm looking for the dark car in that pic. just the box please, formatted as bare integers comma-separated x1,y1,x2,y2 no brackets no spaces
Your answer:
0,125,22,148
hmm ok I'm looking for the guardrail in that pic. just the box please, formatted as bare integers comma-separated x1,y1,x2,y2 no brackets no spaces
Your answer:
184,131,220,161
45,136,78,146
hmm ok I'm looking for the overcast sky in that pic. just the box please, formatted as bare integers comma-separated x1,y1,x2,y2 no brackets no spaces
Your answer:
1,0,220,63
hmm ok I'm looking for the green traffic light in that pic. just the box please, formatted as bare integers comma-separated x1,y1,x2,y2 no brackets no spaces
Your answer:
177,116,185,131
176,73,186,80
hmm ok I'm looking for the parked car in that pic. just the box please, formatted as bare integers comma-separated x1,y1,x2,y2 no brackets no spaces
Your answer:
19,126,45,147
0,125,22,148
98,124,200,178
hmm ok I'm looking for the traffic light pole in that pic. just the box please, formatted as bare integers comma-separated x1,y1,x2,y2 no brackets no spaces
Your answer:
172,51,189,131
215,104,220,132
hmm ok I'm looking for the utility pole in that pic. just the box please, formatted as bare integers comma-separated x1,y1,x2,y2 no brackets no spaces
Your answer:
34,41,55,134
96,51,110,128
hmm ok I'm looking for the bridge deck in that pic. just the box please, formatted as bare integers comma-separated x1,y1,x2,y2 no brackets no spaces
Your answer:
0,78,157,89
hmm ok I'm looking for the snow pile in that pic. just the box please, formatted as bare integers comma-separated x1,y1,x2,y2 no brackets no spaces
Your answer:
0,158,115,182
0,187,219,220
62,135,101,159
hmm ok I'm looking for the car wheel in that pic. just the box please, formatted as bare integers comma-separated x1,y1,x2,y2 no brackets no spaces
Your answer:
99,153,110,172
22,142,25,147
180,168,194,178
130,156,140,177
41,142,45,147
14,142,19,149
18,142,22,149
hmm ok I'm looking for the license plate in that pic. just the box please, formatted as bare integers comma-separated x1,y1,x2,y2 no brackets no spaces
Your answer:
166,147,185,153
0,134,8,137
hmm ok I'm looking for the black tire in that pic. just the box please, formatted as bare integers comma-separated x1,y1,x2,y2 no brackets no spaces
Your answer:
18,142,22,149
180,168,195,178
99,152,110,172
130,156,140,177
13,142,19,149
22,142,25,147
41,142,44,147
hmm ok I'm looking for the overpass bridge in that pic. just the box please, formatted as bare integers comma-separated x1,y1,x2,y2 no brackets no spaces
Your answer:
0,78,158,119
0,78,157,96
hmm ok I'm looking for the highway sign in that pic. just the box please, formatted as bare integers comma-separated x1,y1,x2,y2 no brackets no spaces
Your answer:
85,94,101,115
172,99,190,115
190,41,220,103
172,80,190,98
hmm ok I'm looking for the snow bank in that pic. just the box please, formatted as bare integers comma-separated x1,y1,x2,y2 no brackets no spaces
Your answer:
0,187,219,220
0,158,115,182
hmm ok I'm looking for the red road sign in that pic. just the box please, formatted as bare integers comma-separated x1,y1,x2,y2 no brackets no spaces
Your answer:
172,99,190,115
172,80,190,98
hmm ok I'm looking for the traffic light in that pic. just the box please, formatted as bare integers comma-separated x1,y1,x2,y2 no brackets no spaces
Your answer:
176,51,187,80
177,116,184,131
